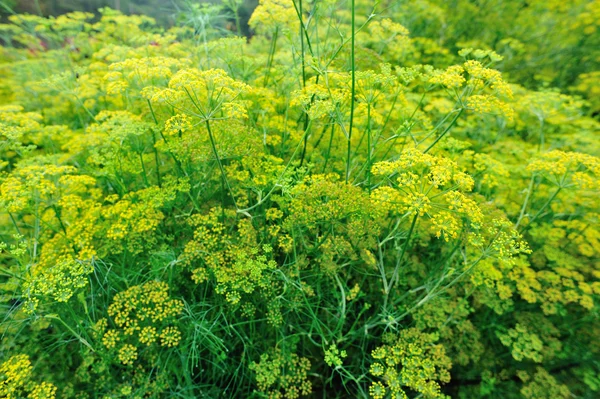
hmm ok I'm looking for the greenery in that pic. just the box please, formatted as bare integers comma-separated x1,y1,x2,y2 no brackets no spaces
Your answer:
0,1,599,398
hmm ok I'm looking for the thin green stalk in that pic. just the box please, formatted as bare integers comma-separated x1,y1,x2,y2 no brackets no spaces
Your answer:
515,174,535,229
205,119,238,210
527,186,562,227
321,122,335,173
367,103,372,191
423,108,463,153
311,119,333,150
346,0,356,183
538,118,545,152
45,315,95,352
8,212,22,236
299,116,311,167
379,90,425,160
297,0,313,167
147,100,199,210
385,213,418,307
231,3,242,36
33,0,43,16
299,0,307,90
139,153,149,187
263,27,279,87
151,130,162,188
237,119,313,216
0,265,24,280
291,0,315,56
333,273,347,334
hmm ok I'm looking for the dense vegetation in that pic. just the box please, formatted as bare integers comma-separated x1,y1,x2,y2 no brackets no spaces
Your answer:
0,1,599,398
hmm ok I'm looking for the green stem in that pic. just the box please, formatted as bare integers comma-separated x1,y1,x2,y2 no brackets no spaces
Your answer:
538,118,545,152
151,130,162,188
386,213,418,306
515,174,535,229
527,186,562,227
346,0,356,183
139,153,149,187
321,122,335,173
0,265,24,280
8,212,22,236
264,27,279,87
424,108,463,153
380,90,426,160
45,315,95,352
205,119,238,209
237,119,313,216
367,102,372,191
292,0,314,56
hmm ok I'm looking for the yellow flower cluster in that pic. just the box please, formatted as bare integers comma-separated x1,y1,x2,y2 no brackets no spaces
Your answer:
0,164,85,213
146,68,250,120
24,257,93,309
428,65,466,89
527,150,600,190
182,209,277,304
360,19,413,59
102,183,188,254
467,94,515,122
520,367,571,399
369,328,451,399
164,114,193,137
250,349,312,399
105,56,191,94
102,281,184,365
0,355,57,399
413,293,484,367
371,148,483,241
497,323,544,362
0,0,597,397
118,344,138,366
283,174,379,272
324,344,347,368
291,75,351,120
248,0,297,33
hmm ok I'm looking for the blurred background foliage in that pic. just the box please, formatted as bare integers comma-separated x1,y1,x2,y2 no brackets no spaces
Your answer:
1,0,598,102
0,0,258,34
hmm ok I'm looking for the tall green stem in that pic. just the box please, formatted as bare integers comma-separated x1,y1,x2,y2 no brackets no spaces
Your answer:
346,0,356,183
264,27,279,87
205,119,238,210
515,175,535,229
367,103,372,191
424,108,463,153
527,186,562,227
385,213,418,308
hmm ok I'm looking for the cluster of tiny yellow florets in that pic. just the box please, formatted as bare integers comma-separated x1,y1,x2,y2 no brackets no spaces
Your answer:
145,67,249,120
324,344,348,368
102,281,184,365
164,114,193,136
519,367,571,399
250,349,312,399
182,209,278,304
497,323,545,362
104,56,191,94
0,1,598,397
248,0,297,33
368,328,451,399
371,148,483,242
425,56,514,122
23,256,94,311
283,174,379,273
527,150,600,190
0,355,57,399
